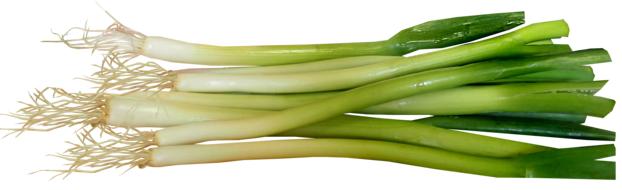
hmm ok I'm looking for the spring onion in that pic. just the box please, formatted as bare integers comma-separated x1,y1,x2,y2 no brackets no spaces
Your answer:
88,20,570,93
148,142,614,179
122,81,611,116
181,61,590,83
10,80,610,134
175,40,569,75
362,89,613,117
51,12,524,66
144,49,610,145
8,82,612,155
4,11,615,180
88,43,572,94
49,135,614,179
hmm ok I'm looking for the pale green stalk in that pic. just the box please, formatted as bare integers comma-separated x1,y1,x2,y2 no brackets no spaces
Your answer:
197,56,401,74
177,44,569,75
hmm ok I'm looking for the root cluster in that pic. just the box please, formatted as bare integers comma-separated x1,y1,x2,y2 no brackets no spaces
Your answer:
38,128,154,179
47,21,145,62
3,88,108,136
82,54,175,94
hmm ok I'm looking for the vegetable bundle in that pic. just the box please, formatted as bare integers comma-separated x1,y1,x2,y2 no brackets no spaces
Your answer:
4,11,616,180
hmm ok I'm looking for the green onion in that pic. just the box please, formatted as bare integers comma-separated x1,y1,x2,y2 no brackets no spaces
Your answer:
119,81,610,115
121,80,606,110
196,44,570,75
12,80,609,137
20,51,612,129
90,20,569,94
152,49,611,145
55,137,614,179
172,20,569,93
90,44,572,94
359,82,613,116
52,12,524,66
148,142,613,179
13,85,611,156
6,9,616,180
416,115,615,140
15,83,615,157
365,93,613,117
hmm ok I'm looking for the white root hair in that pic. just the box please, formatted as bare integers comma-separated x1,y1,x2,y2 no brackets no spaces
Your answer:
45,18,146,63
82,54,175,94
35,128,155,179
1,88,109,136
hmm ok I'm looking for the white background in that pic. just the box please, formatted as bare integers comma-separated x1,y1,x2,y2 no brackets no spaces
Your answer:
0,0,619,189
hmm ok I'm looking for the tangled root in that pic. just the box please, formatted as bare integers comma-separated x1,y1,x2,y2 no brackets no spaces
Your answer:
36,128,155,179
82,54,175,94
45,19,145,63
1,88,109,136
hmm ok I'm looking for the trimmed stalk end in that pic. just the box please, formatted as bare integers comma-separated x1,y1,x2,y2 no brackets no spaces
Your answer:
518,144,616,179
513,20,570,43
526,160,615,179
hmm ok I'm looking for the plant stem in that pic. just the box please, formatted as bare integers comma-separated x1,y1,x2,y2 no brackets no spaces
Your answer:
142,12,524,65
362,92,614,117
198,56,402,74
192,44,569,75
125,81,607,111
149,139,523,177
